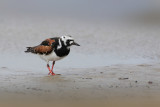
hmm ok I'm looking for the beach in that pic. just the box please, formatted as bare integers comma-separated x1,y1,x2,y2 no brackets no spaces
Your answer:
1,63,160,106
0,12,160,106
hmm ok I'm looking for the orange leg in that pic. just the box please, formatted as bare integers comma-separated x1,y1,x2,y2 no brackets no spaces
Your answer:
47,63,55,76
51,61,55,72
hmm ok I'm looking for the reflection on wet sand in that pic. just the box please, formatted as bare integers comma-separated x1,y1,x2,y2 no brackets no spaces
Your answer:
40,75,69,82
1,65,160,105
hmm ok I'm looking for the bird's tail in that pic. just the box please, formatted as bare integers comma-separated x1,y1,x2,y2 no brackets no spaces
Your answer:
25,47,34,53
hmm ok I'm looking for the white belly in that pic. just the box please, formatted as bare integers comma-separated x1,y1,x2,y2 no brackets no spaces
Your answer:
39,51,65,62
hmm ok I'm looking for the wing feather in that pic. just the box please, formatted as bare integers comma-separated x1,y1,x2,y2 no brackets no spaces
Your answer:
25,38,56,55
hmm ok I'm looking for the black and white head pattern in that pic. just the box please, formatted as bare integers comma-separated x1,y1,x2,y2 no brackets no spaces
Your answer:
57,35,74,49
61,35,74,46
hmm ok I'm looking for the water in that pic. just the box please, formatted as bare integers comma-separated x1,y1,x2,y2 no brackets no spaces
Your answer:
0,52,157,71
0,0,158,20
0,13,160,70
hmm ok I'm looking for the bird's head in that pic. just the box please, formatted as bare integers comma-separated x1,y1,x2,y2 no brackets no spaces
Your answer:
60,35,80,47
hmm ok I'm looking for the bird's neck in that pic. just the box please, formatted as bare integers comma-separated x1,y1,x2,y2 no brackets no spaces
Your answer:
57,39,70,50
55,39,70,57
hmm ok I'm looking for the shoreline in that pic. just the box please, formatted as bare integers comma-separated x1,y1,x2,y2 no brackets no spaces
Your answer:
1,64,160,101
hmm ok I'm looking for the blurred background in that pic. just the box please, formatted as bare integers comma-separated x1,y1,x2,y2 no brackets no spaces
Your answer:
0,0,160,22
0,0,160,69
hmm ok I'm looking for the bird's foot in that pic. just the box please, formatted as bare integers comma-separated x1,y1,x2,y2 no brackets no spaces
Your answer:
48,72,61,76
48,72,56,76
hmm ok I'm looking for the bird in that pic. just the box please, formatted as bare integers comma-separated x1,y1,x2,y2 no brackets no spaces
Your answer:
25,35,80,75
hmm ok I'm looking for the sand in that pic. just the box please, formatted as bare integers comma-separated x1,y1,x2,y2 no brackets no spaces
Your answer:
1,64,160,107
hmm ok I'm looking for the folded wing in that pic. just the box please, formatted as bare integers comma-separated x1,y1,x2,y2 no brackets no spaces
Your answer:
25,38,56,55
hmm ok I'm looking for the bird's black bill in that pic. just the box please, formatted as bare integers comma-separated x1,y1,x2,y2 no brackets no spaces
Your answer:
72,42,80,46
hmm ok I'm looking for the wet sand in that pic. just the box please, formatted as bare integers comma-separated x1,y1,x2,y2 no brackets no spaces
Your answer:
1,64,160,106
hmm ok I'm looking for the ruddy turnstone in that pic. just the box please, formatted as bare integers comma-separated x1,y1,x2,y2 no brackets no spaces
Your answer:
25,35,80,75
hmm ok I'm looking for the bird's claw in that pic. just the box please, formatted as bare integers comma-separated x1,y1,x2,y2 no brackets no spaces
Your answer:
48,72,56,76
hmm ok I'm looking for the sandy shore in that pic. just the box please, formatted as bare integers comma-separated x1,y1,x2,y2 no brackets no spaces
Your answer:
1,63,160,106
